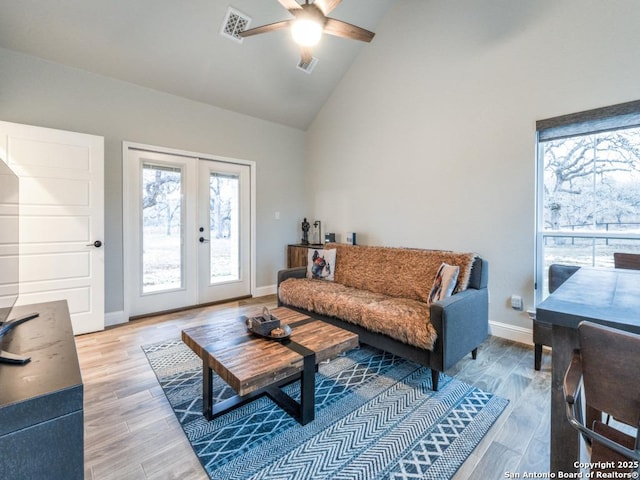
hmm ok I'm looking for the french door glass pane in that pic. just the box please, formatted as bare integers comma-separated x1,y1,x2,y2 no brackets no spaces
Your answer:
142,163,183,293
209,172,239,283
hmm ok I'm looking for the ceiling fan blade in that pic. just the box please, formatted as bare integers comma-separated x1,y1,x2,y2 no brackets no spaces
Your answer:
279,0,303,12
323,18,375,43
300,47,313,64
239,20,292,38
314,0,342,16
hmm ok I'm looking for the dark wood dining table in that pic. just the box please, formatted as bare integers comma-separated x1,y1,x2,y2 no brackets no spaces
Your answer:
536,266,640,473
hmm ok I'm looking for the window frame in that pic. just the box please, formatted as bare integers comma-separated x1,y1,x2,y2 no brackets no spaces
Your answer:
535,100,640,304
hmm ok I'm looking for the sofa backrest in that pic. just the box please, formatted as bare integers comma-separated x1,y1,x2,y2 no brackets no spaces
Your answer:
468,256,488,290
325,243,479,303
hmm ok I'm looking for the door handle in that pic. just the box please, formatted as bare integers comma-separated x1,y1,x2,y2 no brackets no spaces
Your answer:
86,240,103,248
199,237,209,243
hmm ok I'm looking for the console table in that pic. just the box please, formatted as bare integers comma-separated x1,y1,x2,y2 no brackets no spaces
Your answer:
287,244,323,268
536,267,640,473
0,300,83,479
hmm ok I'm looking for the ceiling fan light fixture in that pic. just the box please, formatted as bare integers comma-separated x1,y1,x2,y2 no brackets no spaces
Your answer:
291,18,323,47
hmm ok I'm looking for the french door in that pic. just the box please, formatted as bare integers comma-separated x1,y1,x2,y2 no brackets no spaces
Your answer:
197,159,250,303
126,148,251,317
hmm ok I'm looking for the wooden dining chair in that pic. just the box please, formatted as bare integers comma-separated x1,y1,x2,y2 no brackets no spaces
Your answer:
613,252,640,270
563,321,640,475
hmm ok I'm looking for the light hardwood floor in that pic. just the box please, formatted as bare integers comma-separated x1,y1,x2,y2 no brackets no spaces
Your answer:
77,295,551,480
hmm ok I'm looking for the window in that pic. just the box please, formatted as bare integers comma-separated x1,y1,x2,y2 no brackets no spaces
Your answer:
141,163,184,293
536,100,640,302
207,171,240,283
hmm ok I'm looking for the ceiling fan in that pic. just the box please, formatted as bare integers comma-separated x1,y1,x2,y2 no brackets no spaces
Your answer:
239,0,375,64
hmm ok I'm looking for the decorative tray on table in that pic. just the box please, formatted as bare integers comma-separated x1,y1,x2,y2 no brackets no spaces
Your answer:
246,307,291,341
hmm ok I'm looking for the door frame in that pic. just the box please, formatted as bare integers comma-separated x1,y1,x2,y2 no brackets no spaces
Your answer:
122,141,256,320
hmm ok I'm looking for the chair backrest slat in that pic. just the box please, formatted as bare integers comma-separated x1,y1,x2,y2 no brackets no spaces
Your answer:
548,264,580,294
579,321,640,428
613,252,640,271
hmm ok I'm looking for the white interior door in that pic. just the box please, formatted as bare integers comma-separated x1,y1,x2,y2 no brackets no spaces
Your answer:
126,148,252,317
197,160,251,303
0,121,105,334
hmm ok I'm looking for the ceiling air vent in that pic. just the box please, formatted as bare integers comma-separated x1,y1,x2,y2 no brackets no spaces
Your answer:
221,7,251,43
297,56,318,74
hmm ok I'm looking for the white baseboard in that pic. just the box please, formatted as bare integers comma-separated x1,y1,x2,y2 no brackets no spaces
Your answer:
254,284,277,298
488,320,533,346
105,310,127,328
105,287,277,329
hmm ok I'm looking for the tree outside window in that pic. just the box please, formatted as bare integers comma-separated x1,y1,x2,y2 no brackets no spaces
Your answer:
537,125,640,300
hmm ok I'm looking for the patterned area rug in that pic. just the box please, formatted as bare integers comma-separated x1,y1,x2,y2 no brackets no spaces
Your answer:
143,340,508,480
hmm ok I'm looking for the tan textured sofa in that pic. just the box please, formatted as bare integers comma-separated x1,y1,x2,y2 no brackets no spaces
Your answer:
277,243,489,390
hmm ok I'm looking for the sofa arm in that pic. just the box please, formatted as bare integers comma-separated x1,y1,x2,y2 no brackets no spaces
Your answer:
277,267,307,306
277,267,306,286
429,288,489,371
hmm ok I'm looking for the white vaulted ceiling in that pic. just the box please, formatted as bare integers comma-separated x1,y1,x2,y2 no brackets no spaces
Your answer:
0,0,393,130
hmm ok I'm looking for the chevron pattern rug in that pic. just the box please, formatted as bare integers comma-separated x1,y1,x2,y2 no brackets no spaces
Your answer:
143,340,508,480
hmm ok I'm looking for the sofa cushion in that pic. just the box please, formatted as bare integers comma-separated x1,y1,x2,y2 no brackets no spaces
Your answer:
278,278,437,350
325,243,476,303
359,297,437,350
428,262,460,304
306,248,336,281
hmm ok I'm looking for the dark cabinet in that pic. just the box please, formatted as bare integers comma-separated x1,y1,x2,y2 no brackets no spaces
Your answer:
0,301,83,479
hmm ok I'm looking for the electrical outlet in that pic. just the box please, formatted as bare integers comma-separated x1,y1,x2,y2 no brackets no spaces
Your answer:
510,294,523,311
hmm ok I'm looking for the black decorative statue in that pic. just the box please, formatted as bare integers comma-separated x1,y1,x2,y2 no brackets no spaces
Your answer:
301,218,310,244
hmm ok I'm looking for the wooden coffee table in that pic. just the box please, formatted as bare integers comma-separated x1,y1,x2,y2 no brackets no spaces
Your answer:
181,307,359,425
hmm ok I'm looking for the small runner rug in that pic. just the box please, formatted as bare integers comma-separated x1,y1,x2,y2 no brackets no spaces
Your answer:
143,340,508,480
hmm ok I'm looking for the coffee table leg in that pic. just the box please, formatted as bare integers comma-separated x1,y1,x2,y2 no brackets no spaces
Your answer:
299,352,315,425
198,342,316,425
203,356,213,421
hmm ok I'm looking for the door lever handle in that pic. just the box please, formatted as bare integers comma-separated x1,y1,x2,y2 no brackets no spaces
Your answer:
199,237,209,243
86,240,103,248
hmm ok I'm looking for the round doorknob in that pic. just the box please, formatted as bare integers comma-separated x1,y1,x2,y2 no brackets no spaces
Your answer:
86,240,103,248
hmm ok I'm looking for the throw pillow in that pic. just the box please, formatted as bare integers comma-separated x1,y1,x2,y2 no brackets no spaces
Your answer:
306,248,336,281
428,262,460,304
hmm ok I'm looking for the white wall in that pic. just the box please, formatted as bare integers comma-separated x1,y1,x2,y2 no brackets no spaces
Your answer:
0,47,307,316
3,0,639,337
306,0,640,338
